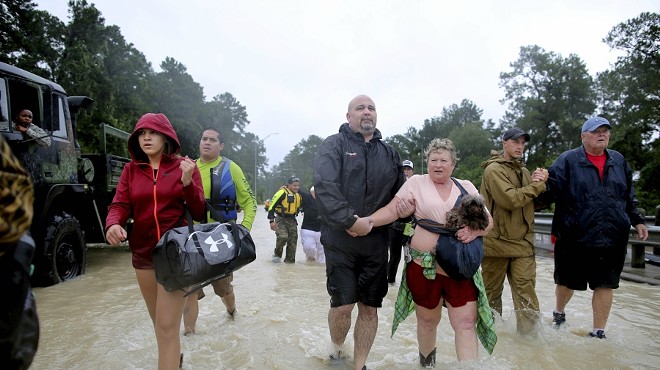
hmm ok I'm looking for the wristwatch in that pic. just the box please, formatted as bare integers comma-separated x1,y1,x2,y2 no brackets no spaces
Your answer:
269,220,274,224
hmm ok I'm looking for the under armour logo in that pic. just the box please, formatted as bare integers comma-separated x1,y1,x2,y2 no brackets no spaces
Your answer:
205,232,233,252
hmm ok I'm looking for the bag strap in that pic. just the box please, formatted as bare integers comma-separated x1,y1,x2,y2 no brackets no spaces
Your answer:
180,204,206,257
412,177,468,235
229,222,242,259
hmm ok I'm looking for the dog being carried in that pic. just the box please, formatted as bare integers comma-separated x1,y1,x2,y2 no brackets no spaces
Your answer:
445,194,490,231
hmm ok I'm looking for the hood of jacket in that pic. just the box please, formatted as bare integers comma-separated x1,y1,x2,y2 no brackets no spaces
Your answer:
127,113,181,162
481,150,524,171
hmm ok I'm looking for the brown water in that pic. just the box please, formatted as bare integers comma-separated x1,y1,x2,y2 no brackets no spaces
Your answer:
31,208,660,369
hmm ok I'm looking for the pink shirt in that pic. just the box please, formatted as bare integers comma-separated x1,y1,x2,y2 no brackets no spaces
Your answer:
395,174,479,254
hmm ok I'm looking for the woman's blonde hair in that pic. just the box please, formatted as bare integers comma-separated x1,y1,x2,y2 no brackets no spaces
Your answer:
425,138,458,164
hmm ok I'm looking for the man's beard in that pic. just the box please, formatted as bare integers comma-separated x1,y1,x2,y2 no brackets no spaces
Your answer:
360,121,375,133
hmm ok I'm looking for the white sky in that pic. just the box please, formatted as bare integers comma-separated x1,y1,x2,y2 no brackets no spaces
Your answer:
36,0,658,167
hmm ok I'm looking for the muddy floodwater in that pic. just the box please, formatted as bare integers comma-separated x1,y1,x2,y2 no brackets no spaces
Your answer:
31,209,660,369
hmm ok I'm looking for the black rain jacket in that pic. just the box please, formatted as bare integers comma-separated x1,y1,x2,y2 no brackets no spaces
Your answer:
547,146,645,247
313,123,405,246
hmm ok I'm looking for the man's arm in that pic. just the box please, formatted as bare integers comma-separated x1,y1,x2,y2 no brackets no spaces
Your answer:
483,165,546,210
229,162,257,231
23,124,51,147
267,190,286,221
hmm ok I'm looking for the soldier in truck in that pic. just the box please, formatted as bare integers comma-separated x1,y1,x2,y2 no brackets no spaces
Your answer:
13,109,51,148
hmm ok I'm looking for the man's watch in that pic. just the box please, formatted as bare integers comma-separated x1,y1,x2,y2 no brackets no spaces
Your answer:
269,220,274,224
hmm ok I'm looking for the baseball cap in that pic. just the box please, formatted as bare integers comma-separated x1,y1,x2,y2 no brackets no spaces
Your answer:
402,160,413,169
287,176,300,184
581,117,612,133
502,127,530,141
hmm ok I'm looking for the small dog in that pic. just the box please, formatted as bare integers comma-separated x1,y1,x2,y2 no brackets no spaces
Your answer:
445,194,489,230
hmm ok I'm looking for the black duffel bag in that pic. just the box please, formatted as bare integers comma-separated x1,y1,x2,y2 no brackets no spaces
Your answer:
152,209,256,294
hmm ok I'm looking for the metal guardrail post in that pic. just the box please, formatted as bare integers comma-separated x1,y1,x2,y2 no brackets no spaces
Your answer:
655,205,660,256
534,211,660,269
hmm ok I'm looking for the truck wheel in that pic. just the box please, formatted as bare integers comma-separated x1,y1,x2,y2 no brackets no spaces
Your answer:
35,213,87,286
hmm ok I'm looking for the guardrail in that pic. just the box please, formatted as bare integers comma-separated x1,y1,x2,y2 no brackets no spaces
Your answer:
534,213,660,268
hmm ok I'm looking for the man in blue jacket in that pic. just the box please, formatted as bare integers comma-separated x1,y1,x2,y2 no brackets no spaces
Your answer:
313,95,405,370
547,117,648,339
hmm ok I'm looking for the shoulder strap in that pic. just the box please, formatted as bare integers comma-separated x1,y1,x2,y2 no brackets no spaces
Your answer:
216,157,233,194
451,177,467,208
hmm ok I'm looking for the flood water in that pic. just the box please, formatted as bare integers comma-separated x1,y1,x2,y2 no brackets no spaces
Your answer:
31,208,660,369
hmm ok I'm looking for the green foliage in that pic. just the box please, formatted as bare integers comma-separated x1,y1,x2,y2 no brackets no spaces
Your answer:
597,11,660,211
499,45,597,170
386,99,493,183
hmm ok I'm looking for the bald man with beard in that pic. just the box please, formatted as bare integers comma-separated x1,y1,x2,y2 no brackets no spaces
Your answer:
313,95,406,370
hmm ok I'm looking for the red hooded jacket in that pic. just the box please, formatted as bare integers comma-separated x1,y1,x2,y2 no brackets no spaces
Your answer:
105,113,206,269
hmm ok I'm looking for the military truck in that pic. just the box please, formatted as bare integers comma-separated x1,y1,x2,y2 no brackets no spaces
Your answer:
0,61,130,286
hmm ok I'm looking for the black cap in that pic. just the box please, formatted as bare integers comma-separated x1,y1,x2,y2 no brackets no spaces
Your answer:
502,127,530,142
287,176,300,184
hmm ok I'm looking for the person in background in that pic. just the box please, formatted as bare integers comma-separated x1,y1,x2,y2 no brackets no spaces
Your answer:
105,113,206,369
313,94,405,370
369,138,496,367
182,127,257,335
13,109,51,148
0,134,39,369
479,127,548,334
387,159,415,285
299,186,325,263
546,116,648,339
267,177,302,263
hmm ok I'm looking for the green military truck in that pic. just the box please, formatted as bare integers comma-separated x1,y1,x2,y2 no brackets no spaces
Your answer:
0,61,130,286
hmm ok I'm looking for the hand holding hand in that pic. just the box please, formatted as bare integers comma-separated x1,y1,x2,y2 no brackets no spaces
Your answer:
347,216,373,236
396,197,416,218
106,224,127,245
179,156,195,187
531,167,549,182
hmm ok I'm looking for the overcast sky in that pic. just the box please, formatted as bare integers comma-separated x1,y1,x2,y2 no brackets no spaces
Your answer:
36,0,657,167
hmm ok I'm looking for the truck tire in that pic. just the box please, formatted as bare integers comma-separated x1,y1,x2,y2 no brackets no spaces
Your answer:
33,213,87,286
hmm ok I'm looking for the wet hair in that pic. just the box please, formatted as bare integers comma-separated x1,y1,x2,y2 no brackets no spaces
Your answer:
425,138,458,164
203,127,224,144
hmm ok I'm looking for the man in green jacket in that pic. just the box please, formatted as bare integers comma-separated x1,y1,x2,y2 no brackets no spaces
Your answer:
479,128,548,334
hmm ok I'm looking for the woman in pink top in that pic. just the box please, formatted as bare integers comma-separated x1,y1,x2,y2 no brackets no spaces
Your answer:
370,138,493,366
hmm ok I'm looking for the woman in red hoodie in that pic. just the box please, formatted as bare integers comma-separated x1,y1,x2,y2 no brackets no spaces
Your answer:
105,113,205,369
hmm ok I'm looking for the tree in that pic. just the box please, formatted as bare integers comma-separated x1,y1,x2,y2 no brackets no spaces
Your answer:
598,12,660,211
0,1,66,77
499,45,597,169
389,99,493,185
56,0,153,155
384,126,424,173
146,57,205,156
